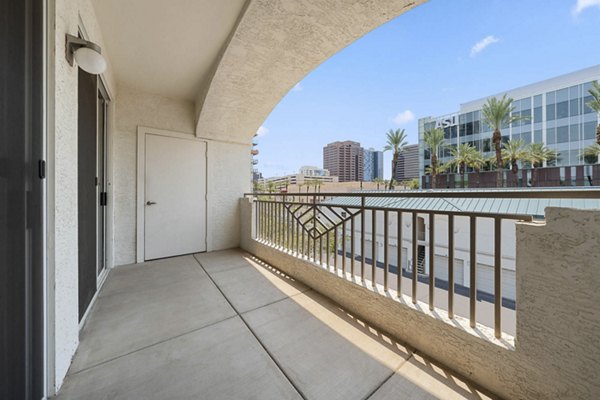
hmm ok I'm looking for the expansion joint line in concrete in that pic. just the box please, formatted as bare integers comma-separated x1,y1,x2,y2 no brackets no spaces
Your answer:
193,256,309,400
362,353,414,400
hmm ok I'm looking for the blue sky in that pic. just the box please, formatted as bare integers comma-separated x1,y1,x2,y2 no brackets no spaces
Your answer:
256,0,600,179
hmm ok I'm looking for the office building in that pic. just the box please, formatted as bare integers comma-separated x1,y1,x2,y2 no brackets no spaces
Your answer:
395,144,419,181
299,165,330,177
418,65,600,178
323,141,364,182
364,148,384,181
265,171,338,188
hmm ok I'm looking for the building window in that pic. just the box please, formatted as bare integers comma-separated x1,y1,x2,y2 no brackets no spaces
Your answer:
557,126,569,143
584,121,597,140
547,127,556,145
570,124,580,142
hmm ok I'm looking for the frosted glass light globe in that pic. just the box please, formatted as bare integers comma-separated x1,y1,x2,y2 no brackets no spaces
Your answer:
74,47,107,74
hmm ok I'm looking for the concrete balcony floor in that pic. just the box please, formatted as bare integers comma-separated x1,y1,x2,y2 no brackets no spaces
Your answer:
57,249,496,400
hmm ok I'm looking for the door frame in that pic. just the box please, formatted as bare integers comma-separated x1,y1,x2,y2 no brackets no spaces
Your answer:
136,126,208,263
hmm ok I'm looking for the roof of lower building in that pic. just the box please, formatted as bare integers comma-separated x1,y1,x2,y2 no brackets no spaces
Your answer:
322,189,600,219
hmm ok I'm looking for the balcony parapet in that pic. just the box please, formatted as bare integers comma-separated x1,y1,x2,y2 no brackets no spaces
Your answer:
240,193,600,399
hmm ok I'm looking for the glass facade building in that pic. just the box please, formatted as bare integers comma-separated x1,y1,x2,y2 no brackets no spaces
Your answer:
418,65,600,178
364,148,384,181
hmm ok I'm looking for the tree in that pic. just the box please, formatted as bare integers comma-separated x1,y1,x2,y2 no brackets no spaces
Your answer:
447,143,480,186
582,144,600,164
583,81,600,159
423,128,446,189
383,128,408,190
267,181,276,194
373,177,385,190
468,151,486,188
501,139,527,186
253,181,264,193
526,142,557,186
481,94,524,187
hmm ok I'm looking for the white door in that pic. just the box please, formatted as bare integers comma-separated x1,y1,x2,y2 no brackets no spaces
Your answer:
144,133,206,260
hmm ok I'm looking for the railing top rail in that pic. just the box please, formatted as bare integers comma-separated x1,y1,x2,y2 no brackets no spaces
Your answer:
245,187,600,199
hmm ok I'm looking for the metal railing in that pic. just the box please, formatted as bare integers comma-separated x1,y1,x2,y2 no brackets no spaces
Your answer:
245,188,600,339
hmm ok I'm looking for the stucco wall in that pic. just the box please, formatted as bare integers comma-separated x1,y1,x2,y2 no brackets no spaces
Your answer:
113,87,251,265
241,199,600,399
51,0,117,391
112,87,197,265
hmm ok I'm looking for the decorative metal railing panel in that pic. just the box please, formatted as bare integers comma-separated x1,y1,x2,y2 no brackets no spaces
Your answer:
248,189,600,338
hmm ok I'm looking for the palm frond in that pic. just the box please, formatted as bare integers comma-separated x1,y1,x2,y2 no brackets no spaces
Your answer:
586,80,600,114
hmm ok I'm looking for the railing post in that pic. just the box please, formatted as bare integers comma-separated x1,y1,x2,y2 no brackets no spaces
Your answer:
372,209,377,287
412,213,417,304
470,216,477,328
397,211,402,296
334,225,338,271
254,199,258,239
429,213,435,311
326,229,331,268
494,217,502,338
319,234,323,266
448,214,454,319
384,210,389,291
351,212,356,276
282,197,286,248
360,196,366,281
312,196,317,262
342,219,347,274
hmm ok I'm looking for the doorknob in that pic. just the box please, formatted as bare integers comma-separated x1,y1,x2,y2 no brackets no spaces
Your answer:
146,201,157,206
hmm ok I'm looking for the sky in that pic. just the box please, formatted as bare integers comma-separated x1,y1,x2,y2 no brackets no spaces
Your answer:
256,0,600,179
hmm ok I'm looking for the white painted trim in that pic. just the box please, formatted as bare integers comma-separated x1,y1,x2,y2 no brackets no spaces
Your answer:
78,267,110,331
45,0,56,395
136,126,208,262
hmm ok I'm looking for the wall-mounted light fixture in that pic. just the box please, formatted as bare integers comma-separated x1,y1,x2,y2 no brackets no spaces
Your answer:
66,34,106,74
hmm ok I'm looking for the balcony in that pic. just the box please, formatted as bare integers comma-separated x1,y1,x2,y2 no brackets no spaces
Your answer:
54,189,600,400
57,250,492,399
239,189,600,399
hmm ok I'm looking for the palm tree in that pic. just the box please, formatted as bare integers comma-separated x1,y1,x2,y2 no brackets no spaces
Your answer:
373,177,385,190
447,143,480,187
481,94,524,187
267,181,276,194
501,139,527,186
583,81,600,159
383,128,408,190
526,142,557,186
582,144,600,164
468,151,486,188
423,128,446,189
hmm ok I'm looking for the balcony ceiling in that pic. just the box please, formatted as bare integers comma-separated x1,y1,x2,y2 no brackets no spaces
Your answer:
91,0,246,101
195,0,426,142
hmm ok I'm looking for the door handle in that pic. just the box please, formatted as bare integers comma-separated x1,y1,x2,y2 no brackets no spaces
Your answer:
146,201,157,206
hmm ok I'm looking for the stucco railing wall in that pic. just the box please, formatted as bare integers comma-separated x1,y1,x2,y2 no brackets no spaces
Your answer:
240,198,600,399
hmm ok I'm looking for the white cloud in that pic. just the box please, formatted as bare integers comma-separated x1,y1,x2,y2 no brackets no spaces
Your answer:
292,82,303,92
470,35,500,57
392,110,416,125
256,125,269,138
573,0,600,15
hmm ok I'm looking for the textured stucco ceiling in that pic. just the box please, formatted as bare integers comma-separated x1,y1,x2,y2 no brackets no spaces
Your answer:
195,0,428,143
91,0,246,101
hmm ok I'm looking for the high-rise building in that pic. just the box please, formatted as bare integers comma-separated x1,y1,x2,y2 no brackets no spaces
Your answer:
323,141,364,182
395,144,419,181
418,65,600,178
363,148,384,181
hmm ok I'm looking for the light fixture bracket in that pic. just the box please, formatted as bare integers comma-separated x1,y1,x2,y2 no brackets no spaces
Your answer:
65,34,102,66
